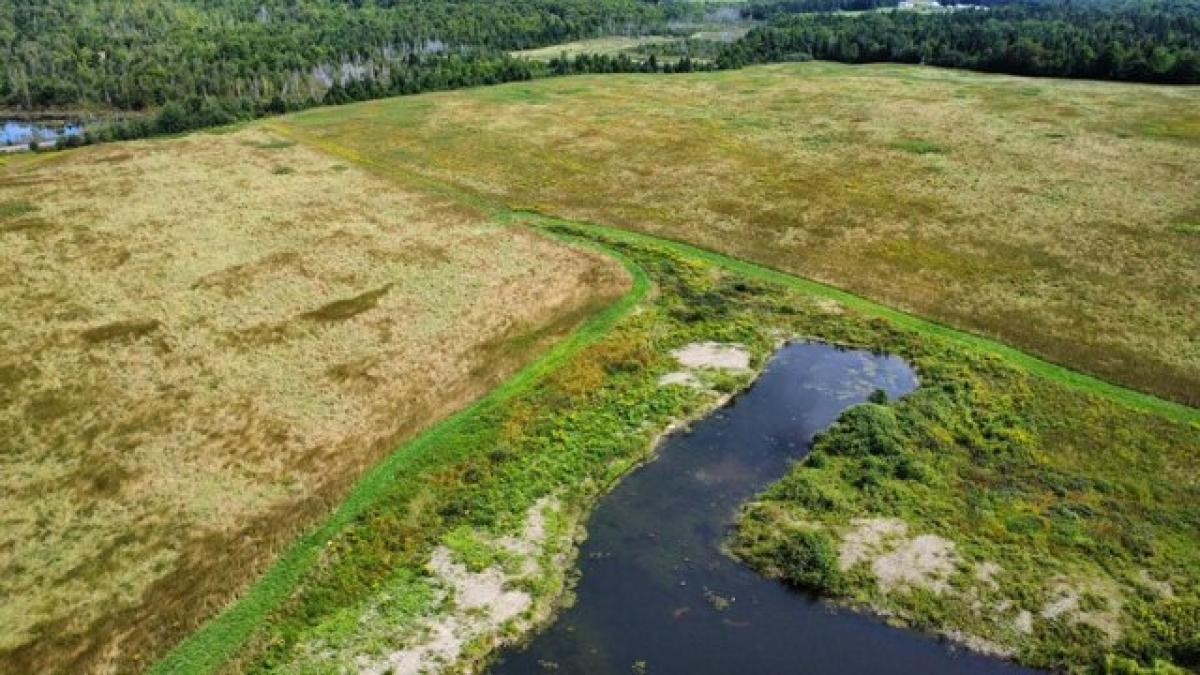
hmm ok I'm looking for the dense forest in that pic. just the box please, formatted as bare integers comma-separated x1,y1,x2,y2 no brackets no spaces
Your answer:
3,0,1199,144
0,0,693,111
719,0,1200,83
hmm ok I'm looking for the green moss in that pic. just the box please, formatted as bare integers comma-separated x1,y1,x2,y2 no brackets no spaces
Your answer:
1140,115,1200,144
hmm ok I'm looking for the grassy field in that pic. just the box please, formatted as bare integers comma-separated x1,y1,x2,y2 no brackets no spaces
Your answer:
274,62,1200,406
0,130,627,673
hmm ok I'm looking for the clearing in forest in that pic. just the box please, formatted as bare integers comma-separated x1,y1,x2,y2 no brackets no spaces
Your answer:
510,35,682,60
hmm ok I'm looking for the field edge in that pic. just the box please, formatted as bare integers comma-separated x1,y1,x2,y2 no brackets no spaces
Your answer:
510,211,1198,427
147,234,650,675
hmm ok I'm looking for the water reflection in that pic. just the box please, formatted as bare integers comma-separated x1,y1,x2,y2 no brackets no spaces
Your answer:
2,120,84,147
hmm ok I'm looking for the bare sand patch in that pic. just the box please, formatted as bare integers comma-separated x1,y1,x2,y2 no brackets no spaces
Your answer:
1014,610,1034,635
366,498,560,675
974,561,1002,591
1138,569,1175,599
671,342,751,370
838,518,1128,652
814,298,845,315
838,518,961,595
942,630,1016,659
871,534,959,595
658,371,703,388
838,517,908,571
1040,579,1122,643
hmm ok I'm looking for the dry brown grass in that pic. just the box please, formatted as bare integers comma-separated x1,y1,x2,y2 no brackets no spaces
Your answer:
280,62,1200,404
0,128,628,673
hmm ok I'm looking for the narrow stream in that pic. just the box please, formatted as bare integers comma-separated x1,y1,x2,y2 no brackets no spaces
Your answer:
491,342,1033,674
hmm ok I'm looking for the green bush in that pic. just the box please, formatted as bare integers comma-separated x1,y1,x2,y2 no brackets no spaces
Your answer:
774,529,845,593
817,403,906,458
1103,655,1189,675
772,471,846,511
1119,598,1200,670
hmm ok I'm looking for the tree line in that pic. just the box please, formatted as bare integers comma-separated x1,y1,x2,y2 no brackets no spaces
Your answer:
5,0,1199,149
717,0,1200,84
1,0,697,111
83,51,712,144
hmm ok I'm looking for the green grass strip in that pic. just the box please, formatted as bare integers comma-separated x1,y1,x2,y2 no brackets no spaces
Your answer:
150,236,649,675
510,211,1199,426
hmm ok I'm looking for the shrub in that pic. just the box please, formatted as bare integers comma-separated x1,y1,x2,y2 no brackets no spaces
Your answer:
894,455,929,482
773,471,846,511
1119,598,1200,670
774,529,845,593
156,102,189,134
1104,655,1189,674
818,403,905,458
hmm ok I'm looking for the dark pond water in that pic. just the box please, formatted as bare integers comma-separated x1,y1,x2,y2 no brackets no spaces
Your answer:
491,342,1034,675
2,120,83,146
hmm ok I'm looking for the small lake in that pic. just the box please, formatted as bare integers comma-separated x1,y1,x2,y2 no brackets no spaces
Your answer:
2,120,83,146
491,342,1034,674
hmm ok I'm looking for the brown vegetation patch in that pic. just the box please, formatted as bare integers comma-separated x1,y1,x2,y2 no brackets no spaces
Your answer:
87,151,135,164
0,216,50,233
300,284,393,322
80,318,162,344
191,250,306,297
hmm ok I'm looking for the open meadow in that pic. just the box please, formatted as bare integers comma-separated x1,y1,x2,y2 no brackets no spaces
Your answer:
275,62,1200,405
0,129,627,673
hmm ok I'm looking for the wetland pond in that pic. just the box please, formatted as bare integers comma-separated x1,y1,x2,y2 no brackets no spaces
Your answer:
491,342,1033,675
2,119,83,147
